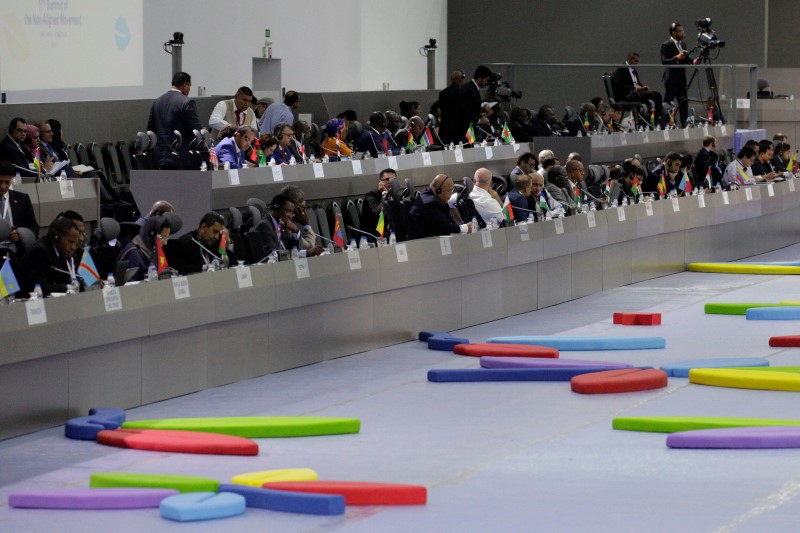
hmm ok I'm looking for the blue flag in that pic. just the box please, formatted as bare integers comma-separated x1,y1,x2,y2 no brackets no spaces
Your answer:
77,247,100,287
0,258,20,297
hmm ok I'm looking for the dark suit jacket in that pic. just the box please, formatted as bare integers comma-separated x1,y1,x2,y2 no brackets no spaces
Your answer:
359,189,384,240
455,80,482,143
4,189,39,235
19,236,72,295
409,188,460,239
146,89,202,169
252,215,289,254
0,136,35,175
611,66,639,102
168,230,232,274
356,129,389,158
438,83,461,144
507,188,529,221
694,147,720,187
661,40,691,83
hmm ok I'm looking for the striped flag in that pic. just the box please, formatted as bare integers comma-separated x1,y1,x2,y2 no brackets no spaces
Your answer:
539,191,549,212
421,127,435,147
376,210,385,238
631,176,640,198
573,184,581,206
208,146,219,169
156,236,168,274
333,215,345,248
604,181,612,199
0,258,20,297
501,195,514,223
734,165,749,185
704,168,712,189
249,140,260,163
406,130,415,151
657,173,667,198
679,171,693,194
218,231,228,260
668,109,676,127
650,109,656,128
77,247,100,287
582,115,590,133
501,123,515,144
465,124,476,144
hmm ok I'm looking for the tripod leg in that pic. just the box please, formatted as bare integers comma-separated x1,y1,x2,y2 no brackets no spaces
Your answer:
704,67,723,123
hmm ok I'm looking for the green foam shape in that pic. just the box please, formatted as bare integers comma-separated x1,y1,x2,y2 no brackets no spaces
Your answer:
704,302,790,315
90,472,219,493
727,366,800,374
612,416,800,433
122,416,361,438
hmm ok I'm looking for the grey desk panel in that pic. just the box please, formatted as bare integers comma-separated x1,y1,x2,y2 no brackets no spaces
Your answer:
206,315,271,388
574,210,609,251
68,339,142,415
144,275,217,336
541,217,578,260
632,234,670,283
682,194,713,230
661,197,689,233
322,294,377,360
572,248,604,299
373,285,423,344
266,303,328,373
538,255,572,308
605,204,637,245
210,264,277,320
657,231,687,275
635,201,665,239
501,262,539,317
465,229,509,275
140,326,209,404
72,285,153,350
684,225,718,264
507,222,545,267
376,237,467,292
462,269,505,326
759,183,784,214
36,179,100,226
602,242,633,290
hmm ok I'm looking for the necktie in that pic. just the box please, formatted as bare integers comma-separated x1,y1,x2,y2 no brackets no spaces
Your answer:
0,196,10,224
235,109,242,126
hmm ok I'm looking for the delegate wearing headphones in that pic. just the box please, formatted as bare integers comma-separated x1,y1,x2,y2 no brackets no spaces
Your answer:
409,174,472,239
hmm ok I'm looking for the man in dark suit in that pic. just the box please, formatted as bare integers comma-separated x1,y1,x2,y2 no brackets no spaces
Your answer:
0,117,35,176
455,65,492,144
0,160,39,254
409,174,472,239
438,69,465,145
360,168,395,241
252,193,295,254
146,71,203,170
19,215,82,296
661,23,692,127
169,211,232,274
611,52,663,119
215,126,256,169
694,135,721,188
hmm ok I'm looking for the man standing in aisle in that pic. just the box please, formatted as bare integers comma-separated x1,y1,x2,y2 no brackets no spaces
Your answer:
147,72,202,170
259,91,300,135
661,23,692,127
209,86,258,139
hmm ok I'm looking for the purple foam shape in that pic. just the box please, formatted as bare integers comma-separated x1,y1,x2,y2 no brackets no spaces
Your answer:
480,356,633,370
8,488,179,509
667,426,800,449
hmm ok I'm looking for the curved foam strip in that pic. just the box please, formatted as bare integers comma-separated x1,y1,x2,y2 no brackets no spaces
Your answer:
660,357,769,377
688,262,800,274
160,492,246,522
571,369,668,394
486,336,666,350
262,481,427,506
64,407,127,440
97,429,258,455
689,368,800,391
8,488,178,509
418,331,448,341
428,367,641,382
770,335,800,347
454,343,559,358
740,261,800,266
746,306,800,320
480,357,632,370
218,484,345,515
612,416,800,433
780,300,800,305
427,335,469,351
667,426,800,449
726,366,800,373
122,416,360,438
90,472,219,493
704,302,788,315
231,469,318,487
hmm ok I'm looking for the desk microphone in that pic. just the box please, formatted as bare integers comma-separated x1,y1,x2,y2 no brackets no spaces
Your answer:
50,265,85,284
475,124,496,141
347,226,377,239
191,237,222,261
309,230,341,249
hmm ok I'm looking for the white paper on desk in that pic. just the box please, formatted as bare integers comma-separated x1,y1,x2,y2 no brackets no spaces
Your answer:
723,191,730,205
439,235,452,255
790,179,796,192
422,152,432,166
721,125,728,135
294,257,310,279
481,229,493,248
671,197,680,212
642,132,650,144
484,146,493,159
172,276,191,299
587,211,596,228
25,299,47,325
645,202,654,216
395,242,408,262
347,249,362,270
664,130,672,141
313,162,325,178
683,129,690,140
745,188,753,201
236,266,253,288
698,195,706,208
103,287,123,312
768,184,775,197
388,156,398,170
620,136,627,146
228,169,240,185
554,218,564,235
351,160,363,175
59,179,75,199
454,147,464,163
513,143,520,153
702,126,709,136
47,160,70,176
617,206,626,221
518,223,530,241
272,165,284,182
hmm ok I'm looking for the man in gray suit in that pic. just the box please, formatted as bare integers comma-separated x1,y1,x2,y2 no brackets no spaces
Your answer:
147,72,202,170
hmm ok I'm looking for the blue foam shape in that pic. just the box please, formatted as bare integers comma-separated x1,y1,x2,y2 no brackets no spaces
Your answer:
218,484,345,516
428,335,469,351
160,492,246,522
486,336,666,351
661,357,770,377
419,331,448,342
65,408,126,440
746,307,800,320
427,367,652,382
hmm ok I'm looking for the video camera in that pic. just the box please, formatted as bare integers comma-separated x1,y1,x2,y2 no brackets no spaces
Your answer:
487,72,522,103
694,18,725,53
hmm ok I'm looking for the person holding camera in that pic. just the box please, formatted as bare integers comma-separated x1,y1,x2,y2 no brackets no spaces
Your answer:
661,23,692,127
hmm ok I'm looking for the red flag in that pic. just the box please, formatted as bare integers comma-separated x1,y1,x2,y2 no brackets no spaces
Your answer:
249,140,260,163
382,136,389,156
218,231,228,260
156,237,168,274
208,146,219,168
332,216,345,248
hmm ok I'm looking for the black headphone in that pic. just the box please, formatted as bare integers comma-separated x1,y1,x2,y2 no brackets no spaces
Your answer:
432,175,450,195
277,132,283,140
48,213,66,243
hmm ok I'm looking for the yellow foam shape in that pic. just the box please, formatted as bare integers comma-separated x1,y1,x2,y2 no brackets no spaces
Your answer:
688,263,800,275
689,368,800,392
231,468,318,487
780,300,800,305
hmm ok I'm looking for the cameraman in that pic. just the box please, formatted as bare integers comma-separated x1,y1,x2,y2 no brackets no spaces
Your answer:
661,22,692,127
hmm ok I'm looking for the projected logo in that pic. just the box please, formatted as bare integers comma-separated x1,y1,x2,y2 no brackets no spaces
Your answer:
114,16,131,51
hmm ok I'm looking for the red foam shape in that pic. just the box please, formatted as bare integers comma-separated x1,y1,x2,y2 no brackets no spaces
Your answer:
453,343,559,359
262,481,427,505
571,368,668,394
613,313,662,326
769,335,800,347
96,429,259,456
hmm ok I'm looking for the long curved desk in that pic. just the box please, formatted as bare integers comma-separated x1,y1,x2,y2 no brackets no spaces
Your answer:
4,125,791,441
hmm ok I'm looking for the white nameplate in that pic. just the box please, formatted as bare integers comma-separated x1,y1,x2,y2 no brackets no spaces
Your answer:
313,162,324,178
554,218,564,235
617,206,626,221
422,152,432,166
484,146,493,159
272,165,284,182
513,143,520,153
620,136,627,146
439,235,452,255
388,156,398,170
454,147,464,163
790,179,796,192
722,191,730,205
642,132,650,144
351,160,363,175
645,202,654,216
745,188,753,201
25,299,47,325
721,125,728,135
702,126,709,136
683,129,690,140
768,183,775,197
172,276,191,299
664,129,672,141
395,242,408,262
294,257,310,279
671,197,680,212
518,223,530,241
236,266,253,288
103,287,123,312
59,179,75,199
481,229,493,248
228,169,240,185
698,195,706,208
346,249,362,270
587,211,596,228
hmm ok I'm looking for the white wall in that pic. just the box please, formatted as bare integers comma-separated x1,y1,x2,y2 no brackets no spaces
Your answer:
1,0,447,103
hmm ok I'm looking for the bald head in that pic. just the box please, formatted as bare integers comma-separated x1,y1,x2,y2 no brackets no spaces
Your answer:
450,70,465,85
473,168,492,190
430,174,454,202
529,172,544,195
538,149,555,163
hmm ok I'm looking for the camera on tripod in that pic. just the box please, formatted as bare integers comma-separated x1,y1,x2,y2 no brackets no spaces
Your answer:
694,18,725,54
487,72,522,103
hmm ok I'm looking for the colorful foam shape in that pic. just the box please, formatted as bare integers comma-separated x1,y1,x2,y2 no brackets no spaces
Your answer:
418,331,448,341
160,492,246,522
746,306,800,320
218,484,345,515
486,336,666,350
780,300,800,305
428,367,642,382
666,426,800,449
262,481,427,506
740,261,800,267
770,335,800,347
703,302,787,315
90,472,219,493
660,357,769,377
122,416,360,438
427,335,470,351
454,343,559,358
480,356,632,370
231,468,318,487
8,488,178,509
612,416,800,433
97,428,259,456
689,367,800,392
613,312,662,325
688,262,800,275
571,369,668,394
726,366,800,373
64,407,127,441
